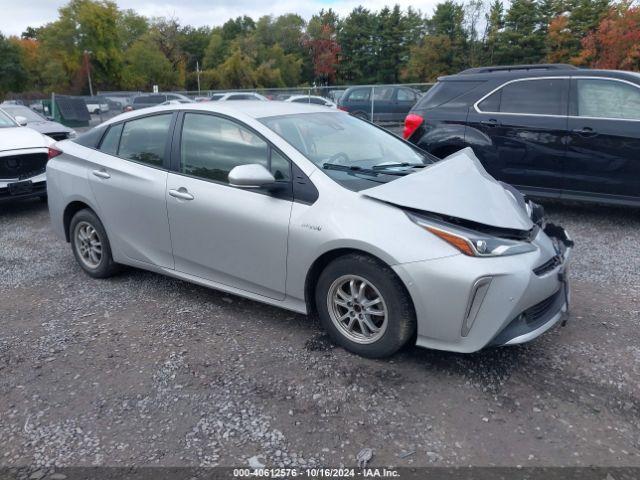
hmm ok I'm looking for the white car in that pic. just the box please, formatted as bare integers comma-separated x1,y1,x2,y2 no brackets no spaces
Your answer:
285,95,337,108
216,92,268,101
0,110,54,203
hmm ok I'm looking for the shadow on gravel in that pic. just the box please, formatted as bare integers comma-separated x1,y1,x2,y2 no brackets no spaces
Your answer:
0,198,47,219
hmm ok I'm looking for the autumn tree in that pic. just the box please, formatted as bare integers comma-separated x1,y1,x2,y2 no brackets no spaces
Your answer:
575,2,640,69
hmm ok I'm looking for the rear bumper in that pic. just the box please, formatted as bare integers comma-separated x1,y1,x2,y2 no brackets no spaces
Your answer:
393,225,572,353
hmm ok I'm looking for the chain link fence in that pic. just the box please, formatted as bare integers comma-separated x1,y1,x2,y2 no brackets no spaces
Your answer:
3,83,435,137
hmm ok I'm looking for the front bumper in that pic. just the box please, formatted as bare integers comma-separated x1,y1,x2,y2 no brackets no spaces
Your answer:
393,224,572,353
0,173,47,203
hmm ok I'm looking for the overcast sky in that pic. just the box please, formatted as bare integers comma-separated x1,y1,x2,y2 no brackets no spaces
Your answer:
0,0,442,37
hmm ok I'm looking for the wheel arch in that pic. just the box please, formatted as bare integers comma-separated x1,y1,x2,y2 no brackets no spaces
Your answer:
63,200,94,242
303,247,413,318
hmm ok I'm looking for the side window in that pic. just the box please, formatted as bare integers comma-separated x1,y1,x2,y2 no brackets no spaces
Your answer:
478,89,501,112
576,79,640,120
270,150,291,181
180,113,270,183
310,97,327,105
397,89,417,102
118,114,172,167
497,79,568,115
373,87,394,101
347,89,370,102
99,123,123,155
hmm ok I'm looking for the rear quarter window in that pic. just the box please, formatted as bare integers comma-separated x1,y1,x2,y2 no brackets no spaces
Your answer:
416,81,483,109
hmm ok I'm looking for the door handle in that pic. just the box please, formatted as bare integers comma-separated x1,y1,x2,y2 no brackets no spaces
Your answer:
168,188,194,201
92,169,110,179
480,119,499,127
572,127,597,136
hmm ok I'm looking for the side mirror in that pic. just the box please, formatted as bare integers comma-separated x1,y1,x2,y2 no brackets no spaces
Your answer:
228,164,275,188
14,116,28,126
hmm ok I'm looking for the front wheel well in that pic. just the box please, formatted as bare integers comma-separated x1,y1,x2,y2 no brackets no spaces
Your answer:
304,248,411,318
63,201,93,242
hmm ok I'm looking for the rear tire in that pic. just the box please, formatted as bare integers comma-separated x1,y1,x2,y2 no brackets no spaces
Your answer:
315,254,416,358
69,209,119,278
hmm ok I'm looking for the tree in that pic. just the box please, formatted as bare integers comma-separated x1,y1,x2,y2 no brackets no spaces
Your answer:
179,26,211,71
483,0,504,64
117,9,148,49
304,21,341,85
493,0,545,64
403,35,454,82
338,7,377,83
218,48,257,88
428,1,468,71
121,35,177,89
0,34,27,95
575,2,640,69
203,32,226,69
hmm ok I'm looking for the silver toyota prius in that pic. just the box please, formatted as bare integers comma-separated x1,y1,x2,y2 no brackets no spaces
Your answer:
46,102,573,358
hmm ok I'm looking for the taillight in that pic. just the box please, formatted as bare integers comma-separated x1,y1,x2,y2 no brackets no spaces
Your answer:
338,106,348,111
48,147,63,160
403,113,424,139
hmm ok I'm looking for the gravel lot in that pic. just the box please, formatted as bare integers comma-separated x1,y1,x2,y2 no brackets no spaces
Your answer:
0,199,639,471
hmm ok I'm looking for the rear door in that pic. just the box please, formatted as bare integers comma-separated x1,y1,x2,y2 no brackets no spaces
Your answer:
565,77,640,201
87,113,175,268
166,112,293,300
466,77,569,194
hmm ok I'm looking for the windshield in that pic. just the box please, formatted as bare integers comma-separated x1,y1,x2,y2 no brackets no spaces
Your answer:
1,105,44,122
260,112,435,191
0,110,16,127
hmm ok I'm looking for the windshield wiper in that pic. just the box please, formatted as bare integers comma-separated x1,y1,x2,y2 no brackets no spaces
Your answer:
371,162,426,170
322,163,410,176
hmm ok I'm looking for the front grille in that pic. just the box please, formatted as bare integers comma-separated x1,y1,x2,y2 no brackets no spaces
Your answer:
48,132,69,141
533,255,563,276
0,153,48,179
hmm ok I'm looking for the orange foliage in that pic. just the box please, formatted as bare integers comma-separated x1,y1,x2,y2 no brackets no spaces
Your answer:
575,3,640,69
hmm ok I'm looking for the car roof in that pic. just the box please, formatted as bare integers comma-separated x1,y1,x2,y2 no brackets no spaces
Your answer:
101,100,342,126
440,66,640,83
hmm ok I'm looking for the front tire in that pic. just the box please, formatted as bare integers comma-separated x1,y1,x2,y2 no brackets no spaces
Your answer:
69,209,119,278
315,254,416,358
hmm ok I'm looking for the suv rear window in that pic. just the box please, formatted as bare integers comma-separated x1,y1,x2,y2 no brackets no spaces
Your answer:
478,79,568,115
416,81,482,109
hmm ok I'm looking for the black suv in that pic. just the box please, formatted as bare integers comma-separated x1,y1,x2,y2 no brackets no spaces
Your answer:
404,64,640,206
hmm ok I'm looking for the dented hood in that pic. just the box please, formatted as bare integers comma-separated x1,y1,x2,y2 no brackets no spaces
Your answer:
362,147,533,231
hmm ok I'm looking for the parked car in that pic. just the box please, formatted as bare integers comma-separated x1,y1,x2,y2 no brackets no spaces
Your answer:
216,92,268,101
404,64,640,206
328,89,346,103
285,95,336,108
130,93,193,110
160,99,195,106
338,85,421,122
82,96,110,114
0,104,77,141
0,109,54,203
47,102,572,357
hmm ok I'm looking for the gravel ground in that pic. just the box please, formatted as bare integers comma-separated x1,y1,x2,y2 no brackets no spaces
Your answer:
0,199,638,471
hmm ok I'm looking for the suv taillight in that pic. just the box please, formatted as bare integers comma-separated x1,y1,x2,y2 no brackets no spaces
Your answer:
48,147,63,160
403,114,424,139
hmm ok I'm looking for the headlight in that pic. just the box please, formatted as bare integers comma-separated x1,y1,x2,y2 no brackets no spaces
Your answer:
407,213,537,257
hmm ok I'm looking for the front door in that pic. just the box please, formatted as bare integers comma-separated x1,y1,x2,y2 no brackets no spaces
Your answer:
87,113,175,268
565,77,640,201
166,112,293,300
466,78,569,195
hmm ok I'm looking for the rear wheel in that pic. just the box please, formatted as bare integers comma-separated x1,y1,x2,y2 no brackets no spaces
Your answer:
69,209,119,278
315,254,416,358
